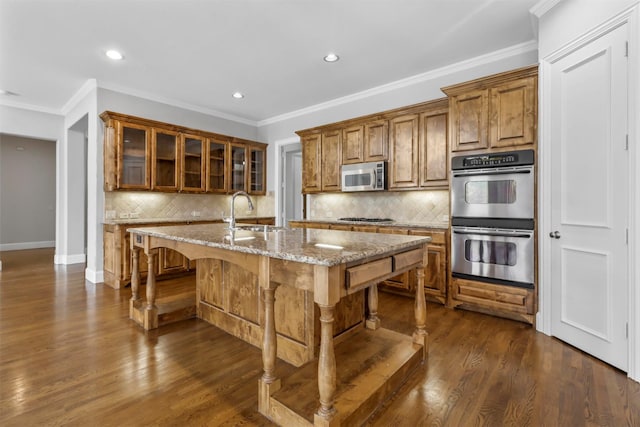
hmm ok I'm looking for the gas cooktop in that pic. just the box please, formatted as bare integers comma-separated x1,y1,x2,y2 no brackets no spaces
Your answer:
338,217,394,223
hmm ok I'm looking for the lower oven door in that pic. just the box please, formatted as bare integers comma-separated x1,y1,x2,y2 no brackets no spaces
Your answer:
451,226,534,288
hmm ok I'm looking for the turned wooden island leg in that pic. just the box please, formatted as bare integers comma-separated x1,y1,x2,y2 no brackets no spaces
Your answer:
315,303,337,425
365,283,381,330
258,256,281,416
129,246,142,319
413,264,429,360
143,250,159,330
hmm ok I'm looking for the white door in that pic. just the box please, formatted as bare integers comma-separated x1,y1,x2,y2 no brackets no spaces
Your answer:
549,24,629,371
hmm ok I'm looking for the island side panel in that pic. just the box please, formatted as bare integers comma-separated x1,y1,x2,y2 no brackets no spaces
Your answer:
196,257,363,368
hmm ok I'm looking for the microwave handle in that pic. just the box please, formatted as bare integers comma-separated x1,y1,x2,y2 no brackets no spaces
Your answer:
453,230,532,239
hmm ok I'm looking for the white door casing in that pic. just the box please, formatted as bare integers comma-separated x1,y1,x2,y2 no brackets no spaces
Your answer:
548,23,629,371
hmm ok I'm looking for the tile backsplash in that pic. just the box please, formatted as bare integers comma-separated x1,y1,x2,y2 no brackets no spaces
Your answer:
308,190,449,223
105,192,274,220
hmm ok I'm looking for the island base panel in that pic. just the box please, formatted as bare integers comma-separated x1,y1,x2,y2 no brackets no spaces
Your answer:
260,327,423,426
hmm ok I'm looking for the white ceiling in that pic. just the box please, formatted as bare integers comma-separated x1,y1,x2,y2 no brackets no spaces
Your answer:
0,0,540,124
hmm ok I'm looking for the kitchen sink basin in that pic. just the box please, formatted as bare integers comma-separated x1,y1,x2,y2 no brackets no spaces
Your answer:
234,224,285,232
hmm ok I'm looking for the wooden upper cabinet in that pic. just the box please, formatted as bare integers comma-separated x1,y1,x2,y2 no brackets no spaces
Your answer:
301,133,322,193
206,137,228,193
443,65,538,154
118,121,151,189
489,76,536,148
419,107,448,187
448,89,489,152
230,143,247,192
388,114,419,189
152,129,180,191
180,133,206,192
342,125,364,164
321,130,342,191
364,120,388,162
249,145,266,195
101,111,266,194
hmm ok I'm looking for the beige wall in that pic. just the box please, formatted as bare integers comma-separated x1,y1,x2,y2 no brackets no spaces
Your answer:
0,134,56,249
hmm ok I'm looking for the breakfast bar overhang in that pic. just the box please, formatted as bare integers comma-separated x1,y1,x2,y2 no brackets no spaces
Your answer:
128,224,431,426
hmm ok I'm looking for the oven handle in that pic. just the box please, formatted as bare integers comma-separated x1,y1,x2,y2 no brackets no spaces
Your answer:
453,230,532,239
452,169,531,178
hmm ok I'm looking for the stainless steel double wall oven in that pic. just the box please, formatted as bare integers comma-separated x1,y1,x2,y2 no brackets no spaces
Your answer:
450,149,535,289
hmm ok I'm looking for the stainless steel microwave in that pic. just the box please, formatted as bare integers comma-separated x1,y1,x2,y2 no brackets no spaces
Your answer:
341,161,387,192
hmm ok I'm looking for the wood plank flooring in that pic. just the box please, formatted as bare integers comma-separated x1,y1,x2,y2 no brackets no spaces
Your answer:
1,248,639,426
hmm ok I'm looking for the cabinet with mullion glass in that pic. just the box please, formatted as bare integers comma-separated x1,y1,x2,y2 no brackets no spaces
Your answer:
207,137,228,193
118,122,150,189
152,129,180,191
230,143,247,192
249,146,266,194
180,134,206,192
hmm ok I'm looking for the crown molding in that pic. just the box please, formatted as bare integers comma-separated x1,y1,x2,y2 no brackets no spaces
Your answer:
257,39,538,127
60,79,97,116
0,98,62,116
530,0,564,18
96,81,258,127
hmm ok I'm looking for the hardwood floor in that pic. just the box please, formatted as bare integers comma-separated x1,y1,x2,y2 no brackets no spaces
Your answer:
1,248,638,426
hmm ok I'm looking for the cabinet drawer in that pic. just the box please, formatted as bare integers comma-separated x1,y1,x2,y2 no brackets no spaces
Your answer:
452,277,534,314
346,257,393,289
393,248,423,271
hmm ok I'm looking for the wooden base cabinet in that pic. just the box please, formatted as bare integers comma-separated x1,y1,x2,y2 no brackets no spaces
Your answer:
450,276,535,324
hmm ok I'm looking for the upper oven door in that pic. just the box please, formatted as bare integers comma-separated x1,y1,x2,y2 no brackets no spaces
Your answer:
451,165,534,219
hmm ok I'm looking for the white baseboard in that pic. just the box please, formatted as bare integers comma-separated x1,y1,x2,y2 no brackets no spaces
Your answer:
0,240,55,251
53,253,86,265
85,268,104,284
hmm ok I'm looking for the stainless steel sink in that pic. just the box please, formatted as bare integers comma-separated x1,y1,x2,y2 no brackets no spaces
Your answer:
234,224,285,232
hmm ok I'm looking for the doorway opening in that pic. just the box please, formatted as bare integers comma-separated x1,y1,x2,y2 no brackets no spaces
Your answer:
279,142,302,227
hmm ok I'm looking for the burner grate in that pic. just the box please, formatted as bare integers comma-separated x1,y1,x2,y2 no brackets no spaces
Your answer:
338,217,394,223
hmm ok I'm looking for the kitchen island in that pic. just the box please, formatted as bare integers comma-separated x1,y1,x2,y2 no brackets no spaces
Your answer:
128,223,430,426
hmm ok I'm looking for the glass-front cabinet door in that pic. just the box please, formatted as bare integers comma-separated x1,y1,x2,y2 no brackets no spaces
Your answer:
152,129,180,191
207,138,228,193
118,122,150,189
249,146,266,194
230,143,247,192
180,134,206,192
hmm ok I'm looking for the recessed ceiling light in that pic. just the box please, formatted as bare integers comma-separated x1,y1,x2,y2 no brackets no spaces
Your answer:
323,53,339,62
105,49,124,60
232,92,244,99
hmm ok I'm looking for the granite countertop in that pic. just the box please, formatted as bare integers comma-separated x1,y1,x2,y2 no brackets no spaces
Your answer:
290,218,449,230
104,216,272,225
127,223,431,267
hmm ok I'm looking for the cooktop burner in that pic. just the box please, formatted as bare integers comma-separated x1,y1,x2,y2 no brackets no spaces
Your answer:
338,217,394,223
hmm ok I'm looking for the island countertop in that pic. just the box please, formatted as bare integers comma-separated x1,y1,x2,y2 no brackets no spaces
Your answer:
128,223,431,267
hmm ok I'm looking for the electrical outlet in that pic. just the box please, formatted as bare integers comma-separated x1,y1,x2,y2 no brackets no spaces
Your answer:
191,211,201,217
129,212,140,219
440,215,449,222
119,212,130,219
105,210,116,220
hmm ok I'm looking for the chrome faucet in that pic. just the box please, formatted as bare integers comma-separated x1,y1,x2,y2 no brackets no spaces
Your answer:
227,191,254,230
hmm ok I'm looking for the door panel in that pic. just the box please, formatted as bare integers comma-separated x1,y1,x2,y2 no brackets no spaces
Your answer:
549,23,628,371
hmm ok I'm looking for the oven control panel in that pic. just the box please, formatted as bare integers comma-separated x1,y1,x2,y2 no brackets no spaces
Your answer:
452,149,534,170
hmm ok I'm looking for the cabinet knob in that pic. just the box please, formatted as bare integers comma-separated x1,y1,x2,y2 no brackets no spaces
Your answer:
549,231,561,239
